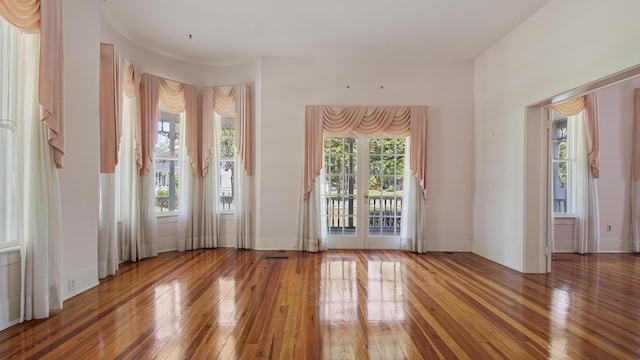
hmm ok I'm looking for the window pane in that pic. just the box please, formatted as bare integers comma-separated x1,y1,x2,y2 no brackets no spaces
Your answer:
219,160,235,211
217,114,236,211
155,111,181,213
369,136,406,237
553,160,571,213
323,136,358,236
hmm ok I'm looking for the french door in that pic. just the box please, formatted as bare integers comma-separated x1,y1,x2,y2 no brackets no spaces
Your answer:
322,135,406,249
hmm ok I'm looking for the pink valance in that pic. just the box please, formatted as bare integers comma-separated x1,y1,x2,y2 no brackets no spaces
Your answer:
0,0,39,33
304,105,428,199
202,84,253,177
552,97,585,116
553,95,599,178
634,89,640,180
138,74,199,176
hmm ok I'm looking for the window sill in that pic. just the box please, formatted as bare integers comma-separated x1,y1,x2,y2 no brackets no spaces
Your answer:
0,245,20,255
553,214,576,219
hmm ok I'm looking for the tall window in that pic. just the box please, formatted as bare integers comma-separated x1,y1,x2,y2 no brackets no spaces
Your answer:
552,117,571,214
0,20,17,248
155,110,181,213
217,113,235,211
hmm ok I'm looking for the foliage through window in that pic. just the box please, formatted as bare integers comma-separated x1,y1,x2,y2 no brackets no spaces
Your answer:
552,117,571,214
218,114,235,211
155,110,181,213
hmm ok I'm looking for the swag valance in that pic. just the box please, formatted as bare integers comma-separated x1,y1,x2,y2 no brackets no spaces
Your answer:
202,84,253,177
552,94,599,178
139,73,197,176
0,0,64,168
304,105,428,200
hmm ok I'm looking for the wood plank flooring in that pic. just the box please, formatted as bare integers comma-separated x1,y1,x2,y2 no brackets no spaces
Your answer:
1,250,639,359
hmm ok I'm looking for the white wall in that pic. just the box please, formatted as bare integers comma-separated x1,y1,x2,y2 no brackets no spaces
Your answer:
59,0,102,299
101,20,259,87
258,58,475,251
596,76,640,252
0,251,20,330
474,0,640,271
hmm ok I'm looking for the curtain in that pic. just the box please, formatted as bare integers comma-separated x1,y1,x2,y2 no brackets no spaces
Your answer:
300,105,428,252
204,84,254,249
97,43,119,278
0,0,65,168
119,71,158,261
400,138,427,252
233,85,253,248
631,89,640,252
1,1,64,323
13,25,63,321
553,95,600,254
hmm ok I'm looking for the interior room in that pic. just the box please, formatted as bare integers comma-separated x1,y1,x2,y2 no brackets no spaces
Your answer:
1,0,640,358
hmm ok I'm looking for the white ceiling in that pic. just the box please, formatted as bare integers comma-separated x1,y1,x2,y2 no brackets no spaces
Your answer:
101,0,550,66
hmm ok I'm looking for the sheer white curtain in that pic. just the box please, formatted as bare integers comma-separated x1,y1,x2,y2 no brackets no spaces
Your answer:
299,169,328,252
400,138,427,252
570,112,600,253
178,116,219,250
9,25,64,320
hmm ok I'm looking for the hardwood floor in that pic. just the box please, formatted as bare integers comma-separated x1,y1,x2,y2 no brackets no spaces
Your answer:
1,250,639,359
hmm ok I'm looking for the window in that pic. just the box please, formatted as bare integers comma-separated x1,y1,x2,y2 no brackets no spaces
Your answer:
217,113,235,211
552,116,572,214
0,20,17,248
155,110,181,213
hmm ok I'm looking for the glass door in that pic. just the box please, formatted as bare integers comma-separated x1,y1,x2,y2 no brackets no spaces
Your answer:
322,135,406,249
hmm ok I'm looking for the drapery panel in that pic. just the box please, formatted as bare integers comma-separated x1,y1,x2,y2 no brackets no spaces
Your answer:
99,43,119,173
304,105,428,200
119,63,158,262
138,74,160,176
98,43,120,278
0,0,64,168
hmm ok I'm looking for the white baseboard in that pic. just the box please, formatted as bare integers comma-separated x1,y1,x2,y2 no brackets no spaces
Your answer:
64,266,99,301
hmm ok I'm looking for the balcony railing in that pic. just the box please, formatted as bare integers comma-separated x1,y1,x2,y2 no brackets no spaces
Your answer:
325,195,402,233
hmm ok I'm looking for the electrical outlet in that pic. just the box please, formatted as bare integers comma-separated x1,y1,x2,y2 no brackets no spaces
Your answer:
607,224,613,232
68,277,77,292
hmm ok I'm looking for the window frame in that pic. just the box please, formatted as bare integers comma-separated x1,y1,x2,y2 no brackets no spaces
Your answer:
551,116,574,215
0,20,19,250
